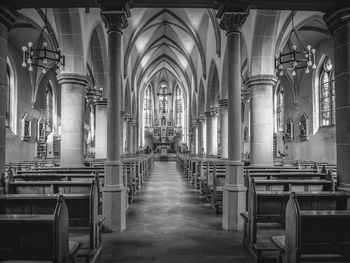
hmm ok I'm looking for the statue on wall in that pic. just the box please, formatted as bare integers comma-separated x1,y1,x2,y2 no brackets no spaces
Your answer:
285,118,293,142
299,113,309,141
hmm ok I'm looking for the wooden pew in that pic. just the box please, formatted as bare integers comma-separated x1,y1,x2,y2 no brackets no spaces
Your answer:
271,193,350,263
209,163,226,213
242,178,349,260
244,170,331,208
0,195,80,263
17,167,103,175
3,180,102,262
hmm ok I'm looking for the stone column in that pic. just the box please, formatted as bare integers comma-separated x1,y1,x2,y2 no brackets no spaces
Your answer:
0,9,16,192
247,75,276,166
219,99,229,158
195,120,200,154
127,119,132,154
197,118,204,154
132,120,137,153
94,99,107,159
220,12,248,231
324,7,350,191
205,112,218,155
57,74,88,167
101,12,128,232
120,111,125,154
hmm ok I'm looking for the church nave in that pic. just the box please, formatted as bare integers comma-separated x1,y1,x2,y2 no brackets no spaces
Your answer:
97,161,251,263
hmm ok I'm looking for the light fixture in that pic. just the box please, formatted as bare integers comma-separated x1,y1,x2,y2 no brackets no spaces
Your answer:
22,9,65,74
275,11,316,77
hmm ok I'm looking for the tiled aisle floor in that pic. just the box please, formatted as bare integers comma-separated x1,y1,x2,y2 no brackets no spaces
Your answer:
96,161,253,263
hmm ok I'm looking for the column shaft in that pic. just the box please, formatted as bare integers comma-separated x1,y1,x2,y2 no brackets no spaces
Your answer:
248,75,276,166
220,12,248,231
219,100,229,158
57,74,88,167
101,12,128,232
325,8,350,190
0,22,8,190
205,113,218,155
95,99,107,159
0,9,15,192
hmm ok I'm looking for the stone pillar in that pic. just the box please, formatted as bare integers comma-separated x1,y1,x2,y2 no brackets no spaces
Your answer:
220,12,248,231
247,75,276,166
0,9,16,192
219,99,229,158
101,12,128,232
205,112,218,155
120,111,125,154
94,99,107,159
127,119,132,154
132,120,137,153
195,120,200,154
57,74,88,167
122,115,128,153
324,7,350,190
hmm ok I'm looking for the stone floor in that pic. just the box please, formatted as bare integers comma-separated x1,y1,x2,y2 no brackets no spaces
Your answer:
96,161,254,263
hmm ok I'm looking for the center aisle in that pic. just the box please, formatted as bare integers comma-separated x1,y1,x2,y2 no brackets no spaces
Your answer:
97,161,252,263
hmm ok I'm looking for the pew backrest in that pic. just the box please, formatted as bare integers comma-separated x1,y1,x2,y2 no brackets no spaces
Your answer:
0,195,69,263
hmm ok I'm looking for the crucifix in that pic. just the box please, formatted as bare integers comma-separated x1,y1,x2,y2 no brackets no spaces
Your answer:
157,85,172,114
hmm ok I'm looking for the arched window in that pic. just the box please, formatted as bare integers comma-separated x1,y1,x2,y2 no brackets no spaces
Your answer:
143,86,151,127
176,86,184,127
159,83,168,114
6,58,16,132
5,64,11,128
320,57,335,126
276,85,284,132
46,84,53,133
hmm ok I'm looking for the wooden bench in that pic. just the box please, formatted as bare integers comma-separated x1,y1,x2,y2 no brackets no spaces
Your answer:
242,178,350,260
244,170,331,207
209,164,226,213
0,195,80,263
1,181,102,262
271,193,350,263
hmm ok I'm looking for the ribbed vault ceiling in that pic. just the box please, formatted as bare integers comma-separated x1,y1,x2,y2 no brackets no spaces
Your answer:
124,8,209,97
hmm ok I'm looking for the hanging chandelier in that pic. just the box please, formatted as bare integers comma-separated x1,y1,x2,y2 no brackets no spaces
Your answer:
21,9,65,74
275,11,316,77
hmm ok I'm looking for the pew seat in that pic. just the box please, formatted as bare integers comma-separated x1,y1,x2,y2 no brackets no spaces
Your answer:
271,193,350,263
0,196,80,263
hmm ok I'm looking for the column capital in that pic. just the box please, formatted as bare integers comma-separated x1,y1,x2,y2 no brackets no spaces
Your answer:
57,73,89,87
324,6,350,34
246,74,277,88
218,99,228,107
219,12,249,34
94,98,107,106
0,8,17,29
100,11,128,34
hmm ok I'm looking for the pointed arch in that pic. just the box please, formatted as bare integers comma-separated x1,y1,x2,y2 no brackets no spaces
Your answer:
206,60,220,111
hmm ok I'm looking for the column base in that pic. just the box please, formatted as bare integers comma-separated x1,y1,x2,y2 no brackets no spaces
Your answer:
222,163,246,231
103,161,127,232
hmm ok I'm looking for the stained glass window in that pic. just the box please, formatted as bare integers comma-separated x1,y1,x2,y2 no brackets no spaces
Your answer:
176,86,183,127
46,84,53,133
320,57,335,126
276,85,284,132
5,64,10,128
143,86,151,127
159,84,168,114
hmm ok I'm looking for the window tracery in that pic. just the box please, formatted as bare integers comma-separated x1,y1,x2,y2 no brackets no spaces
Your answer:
320,57,335,126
